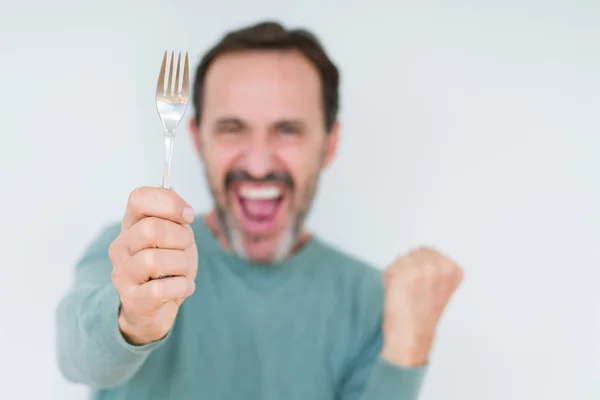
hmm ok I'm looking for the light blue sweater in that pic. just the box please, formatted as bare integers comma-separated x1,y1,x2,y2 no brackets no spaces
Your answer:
56,217,426,399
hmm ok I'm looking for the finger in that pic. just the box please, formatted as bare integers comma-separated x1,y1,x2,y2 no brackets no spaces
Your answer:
108,234,129,265
122,248,191,284
133,276,196,312
122,186,195,229
410,247,433,266
410,248,445,284
415,247,461,279
127,217,194,255
416,247,455,268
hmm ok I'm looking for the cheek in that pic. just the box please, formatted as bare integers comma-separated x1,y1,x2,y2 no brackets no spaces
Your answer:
203,143,241,185
277,145,322,190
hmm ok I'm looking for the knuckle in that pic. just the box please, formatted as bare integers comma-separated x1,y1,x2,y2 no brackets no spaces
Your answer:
184,227,195,247
442,261,456,276
172,252,188,276
173,226,188,248
176,250,188,268
128,187,148,211
120,286,135,305
141,250,160,276
172,278,185,296
171,225,192,250
184,264,193,278
108,238,120,262
186,254,199,278
111,269,130,297
438,257,455,274
110,267,121,284
148,281,163,301
455,265,464,281
187,261,197,278
169,197,183,217
141,218,164,242
434,264,451,282
147,249,159,267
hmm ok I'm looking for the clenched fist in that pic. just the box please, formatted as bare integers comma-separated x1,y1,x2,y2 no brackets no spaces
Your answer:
382,247,463,367
108,187,199,345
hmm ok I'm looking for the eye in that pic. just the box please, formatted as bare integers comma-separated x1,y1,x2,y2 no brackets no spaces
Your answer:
277,123,301,136
225,126,243,134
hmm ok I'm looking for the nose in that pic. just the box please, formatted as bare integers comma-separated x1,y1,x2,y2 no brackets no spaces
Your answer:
239,135,275,178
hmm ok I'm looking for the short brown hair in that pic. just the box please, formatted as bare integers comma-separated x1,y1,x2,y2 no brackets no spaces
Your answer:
192,21,340,132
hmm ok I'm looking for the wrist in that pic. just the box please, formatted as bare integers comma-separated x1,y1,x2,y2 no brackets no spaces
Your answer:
381,332,434,368
118,306,150,346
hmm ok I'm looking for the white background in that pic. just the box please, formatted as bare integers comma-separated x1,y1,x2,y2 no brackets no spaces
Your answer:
1,1,598,399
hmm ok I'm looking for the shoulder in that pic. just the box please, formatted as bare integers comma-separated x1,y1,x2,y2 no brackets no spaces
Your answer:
310,236,385,312
312,236,383,280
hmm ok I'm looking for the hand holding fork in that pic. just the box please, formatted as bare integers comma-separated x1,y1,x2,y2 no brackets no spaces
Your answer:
109,52,197,344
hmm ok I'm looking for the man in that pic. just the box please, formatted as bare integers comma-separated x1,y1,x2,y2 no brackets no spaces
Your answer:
56,21,463,400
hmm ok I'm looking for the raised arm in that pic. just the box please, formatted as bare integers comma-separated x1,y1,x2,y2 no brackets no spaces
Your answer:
340,247,463,400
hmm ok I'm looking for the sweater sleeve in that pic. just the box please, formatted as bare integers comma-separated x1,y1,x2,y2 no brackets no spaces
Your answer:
55,223,170,389
338,327,427,400
358,357,427,400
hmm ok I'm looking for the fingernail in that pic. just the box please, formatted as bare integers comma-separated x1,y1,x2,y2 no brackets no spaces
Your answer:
183,206,195,223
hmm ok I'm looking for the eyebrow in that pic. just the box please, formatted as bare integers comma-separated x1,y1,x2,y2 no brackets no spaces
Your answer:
273,119,306,131
214,117,245,130
214,117,307,130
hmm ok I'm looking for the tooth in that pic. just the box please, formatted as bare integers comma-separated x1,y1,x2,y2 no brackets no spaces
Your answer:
239,186,281,200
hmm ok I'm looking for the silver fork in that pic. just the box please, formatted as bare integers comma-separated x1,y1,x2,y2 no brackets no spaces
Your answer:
155,51,190,190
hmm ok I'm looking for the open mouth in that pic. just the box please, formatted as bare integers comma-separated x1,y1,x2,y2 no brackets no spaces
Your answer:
232,184,287,236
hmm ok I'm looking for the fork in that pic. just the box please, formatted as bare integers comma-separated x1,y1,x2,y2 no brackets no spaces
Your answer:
155,50,190,190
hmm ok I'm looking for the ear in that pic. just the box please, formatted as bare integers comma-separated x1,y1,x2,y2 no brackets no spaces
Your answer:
322,120,340,168
188,117,203,161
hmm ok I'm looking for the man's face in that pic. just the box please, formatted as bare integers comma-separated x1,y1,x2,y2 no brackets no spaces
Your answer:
190,50,338,263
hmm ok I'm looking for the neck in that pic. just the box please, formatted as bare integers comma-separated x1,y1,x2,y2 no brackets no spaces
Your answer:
203,210,312,257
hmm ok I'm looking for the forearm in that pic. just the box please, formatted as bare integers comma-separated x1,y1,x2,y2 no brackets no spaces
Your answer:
55,282,166,388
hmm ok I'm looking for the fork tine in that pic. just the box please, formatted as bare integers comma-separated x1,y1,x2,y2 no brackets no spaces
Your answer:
156,51,167,94
182,52,190,97
174,52,182,95
167,51,175,95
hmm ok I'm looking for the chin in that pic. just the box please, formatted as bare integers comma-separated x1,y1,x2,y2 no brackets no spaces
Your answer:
243,246,285,264
228,215,297,265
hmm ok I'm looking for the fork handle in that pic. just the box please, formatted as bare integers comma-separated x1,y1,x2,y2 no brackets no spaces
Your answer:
162,130,176,189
